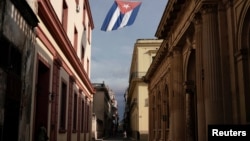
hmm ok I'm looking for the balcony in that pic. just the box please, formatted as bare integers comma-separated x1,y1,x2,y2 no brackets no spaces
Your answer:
129,72,146,83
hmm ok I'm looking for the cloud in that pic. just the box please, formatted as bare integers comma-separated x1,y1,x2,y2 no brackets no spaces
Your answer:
91,56,130,88
89,0,168,120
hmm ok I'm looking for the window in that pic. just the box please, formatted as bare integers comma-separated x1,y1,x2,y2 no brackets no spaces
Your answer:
75,0,80,12
73,92,78,132
62,0,68,31
145,98,148,107
81,45,85,65
83,2,86,26
165,86,170,128
86,104,89,131
75,0,79,4
87,59,89,75
59,81,67,131
83,99,90,133
88,22,91,43
81,100,85,132
152,56,155,62
153,96,156,138
74,27,78,51
157,92,161,130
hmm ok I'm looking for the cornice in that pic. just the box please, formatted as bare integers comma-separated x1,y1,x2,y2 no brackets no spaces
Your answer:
85,0,94,29
155,0,185,39
148,0,199,82
36,26,95,98
130,39,162,78
10,0,39,28
145,40,169,81
37,0,95,94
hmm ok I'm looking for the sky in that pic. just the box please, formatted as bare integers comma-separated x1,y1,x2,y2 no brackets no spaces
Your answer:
89,0,168,120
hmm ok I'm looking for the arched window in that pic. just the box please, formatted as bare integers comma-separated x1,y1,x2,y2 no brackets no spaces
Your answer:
165,85,170,129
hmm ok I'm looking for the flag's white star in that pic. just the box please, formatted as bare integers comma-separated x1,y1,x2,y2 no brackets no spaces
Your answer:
123,4,130,9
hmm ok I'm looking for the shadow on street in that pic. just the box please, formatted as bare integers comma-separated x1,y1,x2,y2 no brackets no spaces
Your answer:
96,132,135,141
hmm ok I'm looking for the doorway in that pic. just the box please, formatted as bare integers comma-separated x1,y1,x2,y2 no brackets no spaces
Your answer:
1,39,22,141
33,60,50,141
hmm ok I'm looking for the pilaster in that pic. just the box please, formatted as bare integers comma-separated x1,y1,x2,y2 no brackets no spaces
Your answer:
172,47,185,141
218,1,234,125
201,1,224,131
194,13,206,141
50,57,62,141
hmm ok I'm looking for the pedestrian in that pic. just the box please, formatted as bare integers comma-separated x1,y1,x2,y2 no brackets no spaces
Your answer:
37,123,49,141
123,130,127,138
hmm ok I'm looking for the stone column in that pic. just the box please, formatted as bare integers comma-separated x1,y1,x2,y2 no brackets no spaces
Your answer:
194,13,206,141
168,53,174,141
235,49,249,123
218,1,233,124
172,47,185,141
223,0,239,123
201,2,224,131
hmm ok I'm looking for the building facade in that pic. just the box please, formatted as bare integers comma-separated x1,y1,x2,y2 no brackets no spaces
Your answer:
110,90,119,137
0,0,95,141
144,0,250,141
126,39,162,141
0,0,38,141
34,0,95,141
92,82,119,140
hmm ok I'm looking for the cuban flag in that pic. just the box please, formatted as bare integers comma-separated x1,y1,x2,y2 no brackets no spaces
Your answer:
101,0,142,31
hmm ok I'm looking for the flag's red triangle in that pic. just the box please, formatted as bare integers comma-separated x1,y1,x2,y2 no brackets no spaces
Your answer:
116,0,141,14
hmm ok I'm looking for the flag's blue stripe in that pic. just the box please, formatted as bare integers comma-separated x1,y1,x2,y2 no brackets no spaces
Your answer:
101,2,142,31
101,2,118,31
127,4,141,26
112,4,141,30
112,14,125,30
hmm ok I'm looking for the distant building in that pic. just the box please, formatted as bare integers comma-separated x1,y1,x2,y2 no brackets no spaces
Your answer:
144,0,250,141
92,82,119,140
126,39,163,141
110,90,119,136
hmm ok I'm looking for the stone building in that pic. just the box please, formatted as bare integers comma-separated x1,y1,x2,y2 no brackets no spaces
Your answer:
0,0,38,141
0,0,95,141
126,39,162,141
144,0,250,141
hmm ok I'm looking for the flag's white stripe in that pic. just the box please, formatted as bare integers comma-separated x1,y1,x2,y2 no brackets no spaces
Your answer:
118,10,132,29
106,7,120,31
